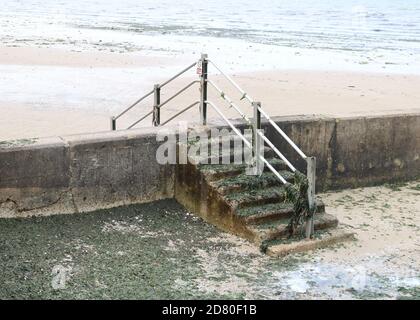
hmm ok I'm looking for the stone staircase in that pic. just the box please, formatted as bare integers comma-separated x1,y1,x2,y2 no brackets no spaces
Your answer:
175,134,354,256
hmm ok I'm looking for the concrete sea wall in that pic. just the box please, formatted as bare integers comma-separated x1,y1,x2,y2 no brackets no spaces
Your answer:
264,112,420,190
1,112,419,218
0,129,174,218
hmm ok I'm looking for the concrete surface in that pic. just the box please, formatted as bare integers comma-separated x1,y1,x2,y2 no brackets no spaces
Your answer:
0,128,174,218
263,113,420,191
1,112,419,217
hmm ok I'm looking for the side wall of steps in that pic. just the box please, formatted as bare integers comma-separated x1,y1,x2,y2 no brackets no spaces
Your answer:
175,162,256,242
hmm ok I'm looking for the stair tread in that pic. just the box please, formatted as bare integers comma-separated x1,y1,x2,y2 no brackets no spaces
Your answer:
238,198,326,223
199,158,287,181
249,213,339,243
211,171,294,192
254,212,337,231
237,202,294,218
264,228,355,257
188,146,274,163
223,186,288,209
199,157,285,174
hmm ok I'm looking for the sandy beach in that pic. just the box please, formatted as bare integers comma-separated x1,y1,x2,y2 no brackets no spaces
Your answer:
1,46,420,140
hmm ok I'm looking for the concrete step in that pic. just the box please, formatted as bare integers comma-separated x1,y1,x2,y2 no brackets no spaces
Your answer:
238,199,325,225
223,186,287,210
199,158,288,182
206,133,253,149
249,212,339,244
210,171,294,195
265,229,356,257
238,202,294,224
187,145,275,165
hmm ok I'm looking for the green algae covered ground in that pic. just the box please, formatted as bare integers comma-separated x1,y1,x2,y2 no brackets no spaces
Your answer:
0,200,276,299
0,181,419,299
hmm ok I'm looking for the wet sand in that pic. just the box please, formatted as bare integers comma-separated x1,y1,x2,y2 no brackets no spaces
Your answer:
1,46,420,140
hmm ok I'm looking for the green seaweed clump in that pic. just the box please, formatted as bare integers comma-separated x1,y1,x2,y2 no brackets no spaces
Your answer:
284,171,314,237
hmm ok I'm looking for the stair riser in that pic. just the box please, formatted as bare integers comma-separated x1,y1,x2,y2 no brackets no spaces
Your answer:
175,162,258,242
253,215,338,244
230,193,286,210
266,230,356,257
244,203,325,225
244,209,294,225
204,167,245,181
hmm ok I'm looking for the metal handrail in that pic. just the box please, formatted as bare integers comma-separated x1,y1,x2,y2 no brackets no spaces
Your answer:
160,101,199,126
207,59,315,237
115,89,154,120
114,55,306,161
112,61,197,128
159,80,199,109
126,81,199,129
257,131,296,172
207,79,252,125
206,100,288,184
208,79,296,172
206,100,251,148
257,106,307,160
208,60,254,103
207,58,307,160
160,62,197,88
127,110,153,129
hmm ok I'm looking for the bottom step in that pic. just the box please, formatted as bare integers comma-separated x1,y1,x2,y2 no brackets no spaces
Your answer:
265,229,355,257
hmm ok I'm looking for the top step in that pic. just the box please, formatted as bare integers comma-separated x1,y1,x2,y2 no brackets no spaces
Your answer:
198,157,289,181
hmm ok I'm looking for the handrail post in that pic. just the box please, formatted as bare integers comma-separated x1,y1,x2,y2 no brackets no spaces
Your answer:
152,84,160,126
199,53,208,125
252,101,263,175
110,116,116,131
305,156,316,238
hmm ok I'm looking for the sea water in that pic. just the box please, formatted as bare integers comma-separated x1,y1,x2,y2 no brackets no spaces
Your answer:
1,0,420,73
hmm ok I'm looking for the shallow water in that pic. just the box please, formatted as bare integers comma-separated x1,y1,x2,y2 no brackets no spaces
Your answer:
1,0,420,73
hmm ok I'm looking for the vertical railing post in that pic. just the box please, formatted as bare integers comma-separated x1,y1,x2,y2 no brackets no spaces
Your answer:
306,156,316,238
252,101,263,175
152,84,160,126
199,53,208,125
110,116,116,131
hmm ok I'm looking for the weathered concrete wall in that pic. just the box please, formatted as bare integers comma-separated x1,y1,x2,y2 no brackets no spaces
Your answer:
264,113,420,191
0,129,174,218
1,112,419,218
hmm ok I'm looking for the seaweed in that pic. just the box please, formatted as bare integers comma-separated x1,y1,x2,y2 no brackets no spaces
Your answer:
283,171,315,237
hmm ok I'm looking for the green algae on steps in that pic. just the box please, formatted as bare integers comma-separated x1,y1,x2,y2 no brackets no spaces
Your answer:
213,171,294,191
223,186,287,205
253,217,293,230
236,202,293,218
199,158,286,175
